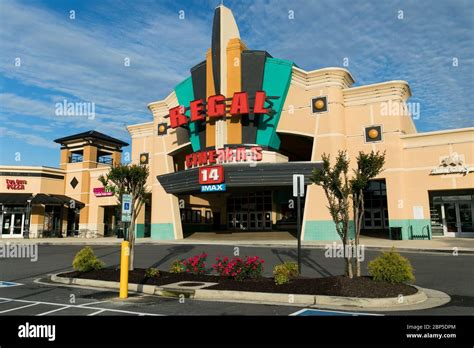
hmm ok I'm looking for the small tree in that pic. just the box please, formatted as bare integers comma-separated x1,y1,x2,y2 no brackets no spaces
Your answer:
311,151,354,278
99,164,149,270
350,151,385,277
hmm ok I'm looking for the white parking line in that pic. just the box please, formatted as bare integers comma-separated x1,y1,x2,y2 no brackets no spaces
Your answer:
81,300,110,306
290,308,382,316
88,309,105,316
0,297,162,316
37,306,72,316
0,303,39,313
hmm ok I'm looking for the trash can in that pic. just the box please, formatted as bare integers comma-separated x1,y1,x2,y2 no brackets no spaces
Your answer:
390,227,402,240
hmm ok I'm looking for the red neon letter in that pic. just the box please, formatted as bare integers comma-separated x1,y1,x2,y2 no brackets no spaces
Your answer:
230,92,249,115
236,147,247,161
253,91,269,114
208,150,217,164
190,99,205,122
207,95,226,118
169,105,188,128
185,154,193,168
251,146,263,161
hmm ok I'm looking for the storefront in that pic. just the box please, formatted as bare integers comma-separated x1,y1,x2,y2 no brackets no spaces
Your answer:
1,5,472,241
0,131,128,238
429,190,474,237
127,5,473,241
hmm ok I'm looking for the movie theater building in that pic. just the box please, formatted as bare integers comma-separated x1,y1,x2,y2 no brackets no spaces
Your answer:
127,5,473,241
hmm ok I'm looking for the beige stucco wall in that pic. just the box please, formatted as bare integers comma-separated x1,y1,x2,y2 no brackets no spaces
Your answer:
127,65,473,240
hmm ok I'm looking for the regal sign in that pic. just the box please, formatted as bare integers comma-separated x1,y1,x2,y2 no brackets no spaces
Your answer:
169,91,277,129
6,179,27,190
186,146,263,169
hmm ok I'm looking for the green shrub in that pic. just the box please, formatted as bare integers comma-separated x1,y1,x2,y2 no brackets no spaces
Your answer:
145,268,160,278
170,260,185,274
72,246,104,272
273,261,299,285
368,248,415,284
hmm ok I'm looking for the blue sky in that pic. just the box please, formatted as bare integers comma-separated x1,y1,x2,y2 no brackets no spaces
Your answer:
0,0,473,167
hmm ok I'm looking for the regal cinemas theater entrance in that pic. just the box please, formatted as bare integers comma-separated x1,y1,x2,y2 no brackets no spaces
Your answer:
226,191,273,231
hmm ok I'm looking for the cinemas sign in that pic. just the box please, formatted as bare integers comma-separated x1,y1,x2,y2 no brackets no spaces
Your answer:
168,91,277,128
186,146,262,168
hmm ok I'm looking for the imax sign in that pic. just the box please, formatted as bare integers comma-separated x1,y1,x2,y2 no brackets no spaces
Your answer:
201,184,226,192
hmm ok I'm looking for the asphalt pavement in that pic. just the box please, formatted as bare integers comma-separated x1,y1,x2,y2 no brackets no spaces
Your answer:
0,244,473,315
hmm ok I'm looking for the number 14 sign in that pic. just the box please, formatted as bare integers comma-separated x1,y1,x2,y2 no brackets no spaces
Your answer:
199,165,224,184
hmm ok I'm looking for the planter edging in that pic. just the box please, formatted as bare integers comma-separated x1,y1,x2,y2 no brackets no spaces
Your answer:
50,273,428,308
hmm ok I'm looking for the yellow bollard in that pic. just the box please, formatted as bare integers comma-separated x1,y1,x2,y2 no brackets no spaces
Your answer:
119,241,129,299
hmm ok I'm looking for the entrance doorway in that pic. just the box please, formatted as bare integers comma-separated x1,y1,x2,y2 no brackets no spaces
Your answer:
1,213,24,238
226,191,272,231
362,180,389,237
103,206,119,237
430,191,474,237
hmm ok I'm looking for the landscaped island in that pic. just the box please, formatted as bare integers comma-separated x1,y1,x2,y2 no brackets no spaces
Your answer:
62,247,418,299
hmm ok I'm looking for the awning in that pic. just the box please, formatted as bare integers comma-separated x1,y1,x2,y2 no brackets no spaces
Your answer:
0,193,33,204
31,194,85,208
0,193,85,208
157,162,322,194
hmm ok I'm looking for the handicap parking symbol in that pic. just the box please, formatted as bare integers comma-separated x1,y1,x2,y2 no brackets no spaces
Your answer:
0,281,23,288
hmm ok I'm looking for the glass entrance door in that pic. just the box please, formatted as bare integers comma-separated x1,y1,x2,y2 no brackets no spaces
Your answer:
1,213,24,237
436,201,474,235
2,214,12,235
445,203,458,233
458,202,473,233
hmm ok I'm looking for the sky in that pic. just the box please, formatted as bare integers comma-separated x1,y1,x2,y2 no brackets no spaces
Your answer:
0,0,473,167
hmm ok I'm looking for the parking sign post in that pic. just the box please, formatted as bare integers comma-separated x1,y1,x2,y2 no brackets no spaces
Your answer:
293,174,305,275
121,194,132,240
119,194,132,299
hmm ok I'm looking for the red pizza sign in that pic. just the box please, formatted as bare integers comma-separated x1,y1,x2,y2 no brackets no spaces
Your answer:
199,165,224,185
6,179,27,190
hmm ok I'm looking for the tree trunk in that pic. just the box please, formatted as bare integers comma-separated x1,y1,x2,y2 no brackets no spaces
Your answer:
355,191,365,277
353,203,360,277
127,199,136,271
342,239,353,279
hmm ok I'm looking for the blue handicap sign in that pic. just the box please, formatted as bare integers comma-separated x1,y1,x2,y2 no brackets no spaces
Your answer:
291,308,381,316
0,281,22,288
124,203,130,210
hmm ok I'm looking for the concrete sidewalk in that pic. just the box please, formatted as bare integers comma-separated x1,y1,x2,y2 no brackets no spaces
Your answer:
1,234,473,253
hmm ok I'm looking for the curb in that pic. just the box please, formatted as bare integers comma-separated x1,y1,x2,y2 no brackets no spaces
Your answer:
4,239,474,254
50,274,436,309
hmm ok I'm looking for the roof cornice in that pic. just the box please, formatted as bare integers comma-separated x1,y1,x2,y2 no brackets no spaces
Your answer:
343,80,411,106
291,66,355,89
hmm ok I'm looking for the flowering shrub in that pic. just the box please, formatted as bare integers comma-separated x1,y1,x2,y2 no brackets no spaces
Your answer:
182,253,208,274
213,256,264,281
169,260,185,274
273,262,299,285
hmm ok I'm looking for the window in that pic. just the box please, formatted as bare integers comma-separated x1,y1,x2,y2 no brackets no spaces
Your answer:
180,209,202,224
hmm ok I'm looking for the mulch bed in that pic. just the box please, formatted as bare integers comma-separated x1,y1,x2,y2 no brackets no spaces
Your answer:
59,268,417,298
